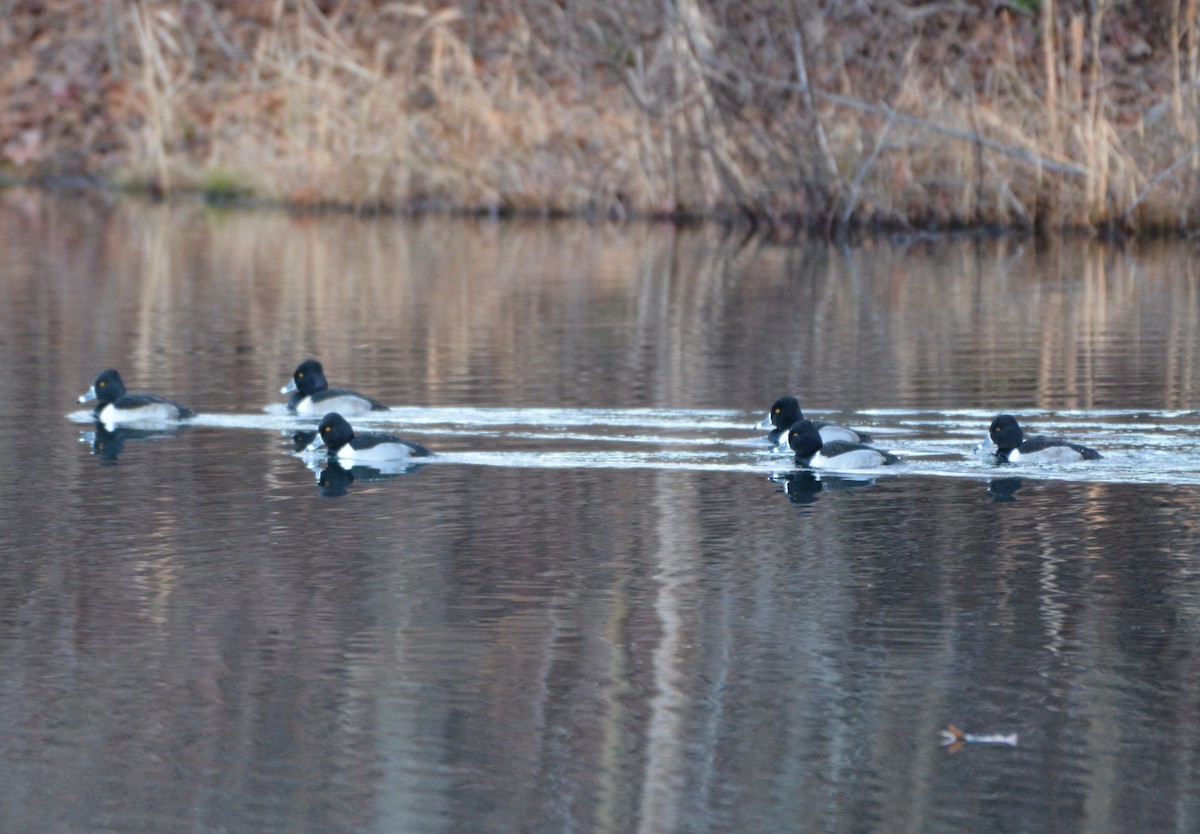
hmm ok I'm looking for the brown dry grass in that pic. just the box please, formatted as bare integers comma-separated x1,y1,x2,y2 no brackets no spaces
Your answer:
2,1,1199,234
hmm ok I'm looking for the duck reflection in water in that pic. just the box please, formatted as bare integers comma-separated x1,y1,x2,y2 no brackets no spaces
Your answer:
987,477,1024,503
290,429,318,452
770,471,878,505
312,459,427,497
79,423,185,463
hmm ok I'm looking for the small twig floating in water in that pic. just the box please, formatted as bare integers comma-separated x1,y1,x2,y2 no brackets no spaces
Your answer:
940,724,1019,753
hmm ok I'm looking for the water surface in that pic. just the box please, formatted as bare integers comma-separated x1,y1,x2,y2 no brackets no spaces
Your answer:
2,191,1200,832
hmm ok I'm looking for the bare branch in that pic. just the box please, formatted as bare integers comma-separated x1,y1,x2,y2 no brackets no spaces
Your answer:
841,109,896,227
1121,140,1200,223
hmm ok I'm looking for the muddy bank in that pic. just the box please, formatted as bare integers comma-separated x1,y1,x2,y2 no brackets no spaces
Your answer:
1,2,1195,234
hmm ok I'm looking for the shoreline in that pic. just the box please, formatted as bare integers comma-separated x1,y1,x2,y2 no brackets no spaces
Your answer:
0,177,1115,246
3,2,1198,237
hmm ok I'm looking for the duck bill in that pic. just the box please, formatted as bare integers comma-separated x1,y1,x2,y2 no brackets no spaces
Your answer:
78,386,97,404
305,434,326,453
757,414,773,430
281,379,298,395
974,434,995,454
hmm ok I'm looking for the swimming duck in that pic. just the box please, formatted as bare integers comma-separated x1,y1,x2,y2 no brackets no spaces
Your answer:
306,412,432,464
282,359,388,416
985,414,1101,463
78,369,195,424
787,418,898,469
760,395,870,445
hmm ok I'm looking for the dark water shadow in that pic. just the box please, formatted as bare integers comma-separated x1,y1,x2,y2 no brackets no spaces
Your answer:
313,460,428,497
79,423,188,464
770,470,880,506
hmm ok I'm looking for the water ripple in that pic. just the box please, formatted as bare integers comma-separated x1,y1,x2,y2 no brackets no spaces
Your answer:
66,406,1200,486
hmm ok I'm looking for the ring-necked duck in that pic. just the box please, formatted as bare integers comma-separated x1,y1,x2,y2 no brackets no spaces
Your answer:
78,369,195,424
306,412,432,463
985,414,1101,463
760,395,870,445
787,418,898,468
282,359,388,416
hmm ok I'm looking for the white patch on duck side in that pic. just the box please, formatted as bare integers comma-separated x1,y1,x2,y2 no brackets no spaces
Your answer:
339,441,424,464
817,425,861,444
1008,444,1088,464
296,394,380,416
98,402,182,426
811,448,890,470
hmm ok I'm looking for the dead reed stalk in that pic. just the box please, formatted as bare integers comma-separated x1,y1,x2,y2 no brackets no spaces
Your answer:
129,1,183,192
9,0,1194,232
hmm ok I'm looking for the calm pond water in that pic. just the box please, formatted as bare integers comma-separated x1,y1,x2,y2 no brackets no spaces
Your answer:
2,189,1200,832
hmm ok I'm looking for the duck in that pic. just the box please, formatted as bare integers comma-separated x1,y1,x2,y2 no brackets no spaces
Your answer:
282,359,388,416
787,418,898,469
78,369,195,424
306,412,432,464
759,395,870,445
985,414,1101,463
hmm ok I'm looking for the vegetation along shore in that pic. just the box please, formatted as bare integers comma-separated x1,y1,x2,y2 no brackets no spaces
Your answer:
2,1,1198,235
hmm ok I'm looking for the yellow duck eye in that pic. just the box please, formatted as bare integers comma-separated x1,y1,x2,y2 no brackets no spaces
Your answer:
297,372,304,378
773,406,780,413
98,381,106,388
323,425,330,433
